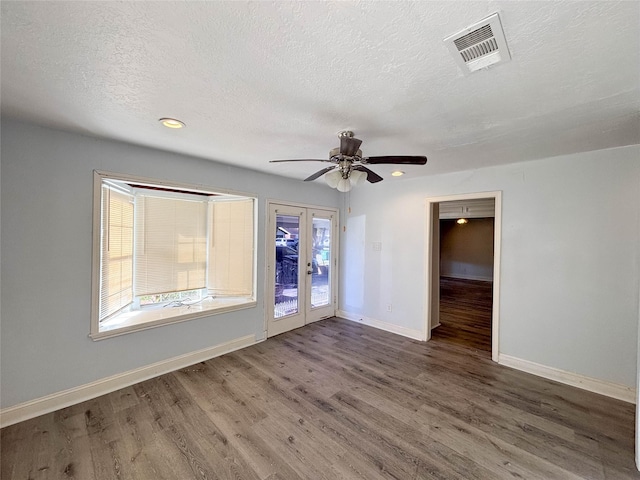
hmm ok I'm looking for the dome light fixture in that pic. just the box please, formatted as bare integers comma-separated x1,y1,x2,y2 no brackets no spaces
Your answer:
159,117,186,129
391,170,405,177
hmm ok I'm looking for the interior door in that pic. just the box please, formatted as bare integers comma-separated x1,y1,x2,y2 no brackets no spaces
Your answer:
267,203,337,337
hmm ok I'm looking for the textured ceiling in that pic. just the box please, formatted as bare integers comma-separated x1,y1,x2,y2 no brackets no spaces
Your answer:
2,1,639,182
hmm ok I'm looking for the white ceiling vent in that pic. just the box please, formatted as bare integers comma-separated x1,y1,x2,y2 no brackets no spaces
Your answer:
444,13,511,74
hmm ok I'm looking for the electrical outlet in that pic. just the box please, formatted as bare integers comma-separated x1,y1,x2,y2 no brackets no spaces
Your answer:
386,304,392,312
373,242,382,251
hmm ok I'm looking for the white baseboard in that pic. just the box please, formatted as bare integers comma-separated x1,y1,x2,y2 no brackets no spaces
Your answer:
498,353,636,404
0,334,257,428
337,310,425,341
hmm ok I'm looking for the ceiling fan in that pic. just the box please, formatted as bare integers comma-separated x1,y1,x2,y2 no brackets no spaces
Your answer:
270,131,428,192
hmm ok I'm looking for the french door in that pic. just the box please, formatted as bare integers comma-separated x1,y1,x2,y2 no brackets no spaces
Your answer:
266,202,338,337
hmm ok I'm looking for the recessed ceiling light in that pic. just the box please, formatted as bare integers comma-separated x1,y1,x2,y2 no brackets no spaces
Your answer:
391,170,405,177
159,117,185,129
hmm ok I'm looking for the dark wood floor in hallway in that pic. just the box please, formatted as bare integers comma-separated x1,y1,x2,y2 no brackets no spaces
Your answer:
2,317,637,479
432,277,493,354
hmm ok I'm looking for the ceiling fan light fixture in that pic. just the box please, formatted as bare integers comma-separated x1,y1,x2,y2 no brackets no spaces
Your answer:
336,178,352,192
391,170,405,177
325,169,342,188
350,170,367,186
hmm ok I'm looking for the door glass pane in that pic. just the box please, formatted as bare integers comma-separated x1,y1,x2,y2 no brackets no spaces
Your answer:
275,214,300,318
311,217,331,308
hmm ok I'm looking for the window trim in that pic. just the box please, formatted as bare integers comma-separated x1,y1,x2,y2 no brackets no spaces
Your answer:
90,170,257,341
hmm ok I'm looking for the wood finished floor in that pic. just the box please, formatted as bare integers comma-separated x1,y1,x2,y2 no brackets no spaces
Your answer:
432,277,493,354
2,317,638,479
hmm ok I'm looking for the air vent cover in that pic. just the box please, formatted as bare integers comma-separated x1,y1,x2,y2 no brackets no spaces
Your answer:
444,13,511,74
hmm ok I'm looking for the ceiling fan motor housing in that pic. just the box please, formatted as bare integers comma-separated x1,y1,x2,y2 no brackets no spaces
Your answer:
329,147,363,178
329,146,362,160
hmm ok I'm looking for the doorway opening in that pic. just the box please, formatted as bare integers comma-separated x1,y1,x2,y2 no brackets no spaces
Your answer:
425,192,502,361
435,215,494,353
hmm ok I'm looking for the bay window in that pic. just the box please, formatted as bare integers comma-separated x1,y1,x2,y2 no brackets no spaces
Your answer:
91,171,256,339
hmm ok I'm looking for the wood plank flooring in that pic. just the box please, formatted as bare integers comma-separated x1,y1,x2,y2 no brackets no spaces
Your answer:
432,277,493,354
2,317,638,479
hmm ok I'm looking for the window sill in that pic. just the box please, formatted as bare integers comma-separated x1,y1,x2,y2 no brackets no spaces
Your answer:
90,297,256,341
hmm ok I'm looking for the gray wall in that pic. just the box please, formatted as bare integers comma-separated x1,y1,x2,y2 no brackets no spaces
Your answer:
0,119,340,408
3,117,639,408
440,218,494,281
340,145,640,388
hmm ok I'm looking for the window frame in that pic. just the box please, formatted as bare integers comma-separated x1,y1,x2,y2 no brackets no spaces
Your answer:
90,170,257,340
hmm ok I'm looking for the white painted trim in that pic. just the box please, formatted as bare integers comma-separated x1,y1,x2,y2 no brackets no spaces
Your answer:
338,310,424,341
636,212,640,471
266,198,337,211
95,170,255,199
424,191,502,362
498,353,636,404
492,192,502,363
424,201,437,342
90,301,257,341
0,334,257,428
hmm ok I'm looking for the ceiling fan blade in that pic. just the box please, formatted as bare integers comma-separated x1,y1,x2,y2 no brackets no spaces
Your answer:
364,155,427,165
353,165,383,183
270,159,334,163
304,166,336,182
340,136,363,156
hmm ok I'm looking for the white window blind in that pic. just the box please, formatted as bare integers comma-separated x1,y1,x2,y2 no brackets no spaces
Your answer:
100,186,134,321
208,199,254,296
135,193,208,296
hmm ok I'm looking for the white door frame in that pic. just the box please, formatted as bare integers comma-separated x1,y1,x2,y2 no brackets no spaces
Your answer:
424,191,502,362
265,200,339,338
